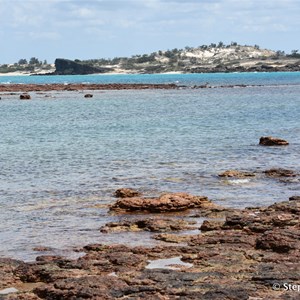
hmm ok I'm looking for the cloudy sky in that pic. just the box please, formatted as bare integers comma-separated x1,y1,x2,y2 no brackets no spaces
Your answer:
0,0,299,64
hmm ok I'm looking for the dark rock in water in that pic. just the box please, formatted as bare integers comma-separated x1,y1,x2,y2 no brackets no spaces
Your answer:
264,168,296,177
289,196,300,201
53,58,112,75
110,192,219,213
84,93,93,98
259,136,289,146
20,94,31,100
218,170,256,178
114,188,141,198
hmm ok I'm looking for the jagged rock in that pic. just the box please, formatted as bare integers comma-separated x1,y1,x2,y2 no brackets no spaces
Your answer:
256,227,300,253
110,192,218,213
153,233,192,243
264,168,296,177
218,170,256,178
259,136,289,146
100,218,196,233
53,58,111,75
114,188,141,198
200,220,225,231
19,94,31,100
34,276,128,300
1,197,300,299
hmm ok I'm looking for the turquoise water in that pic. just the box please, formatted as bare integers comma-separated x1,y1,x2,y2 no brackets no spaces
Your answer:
1,71,300,86
0,73,300,260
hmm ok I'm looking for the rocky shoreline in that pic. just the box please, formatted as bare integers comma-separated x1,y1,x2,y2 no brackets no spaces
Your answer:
1,82,300,96
1,186,299,299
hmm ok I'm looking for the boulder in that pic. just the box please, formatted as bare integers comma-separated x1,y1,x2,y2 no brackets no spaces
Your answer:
114,188,141,198
218,170,255,178
264,168,296,177
20,94,31,100
110,192,218,213
259,136,289,146
84,94,93,98
256,227,300,253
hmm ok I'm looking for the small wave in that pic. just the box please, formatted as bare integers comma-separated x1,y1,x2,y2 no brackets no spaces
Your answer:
227,179,251,185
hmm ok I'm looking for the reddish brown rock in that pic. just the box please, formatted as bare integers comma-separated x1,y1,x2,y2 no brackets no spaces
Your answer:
100,217,196,233
0,83,178,93
218,170,255,178
264,168,296,177
19,94,31,100
256,227,300,253
1,196,300,299
259,136,289,146
114,188,141,198
34,276,128,300
200,220,225,231
110,192,218,213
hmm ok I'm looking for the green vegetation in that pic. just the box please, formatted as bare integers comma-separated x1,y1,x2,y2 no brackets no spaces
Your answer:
0,57,53,74
1,43,299,74
76,43,298,73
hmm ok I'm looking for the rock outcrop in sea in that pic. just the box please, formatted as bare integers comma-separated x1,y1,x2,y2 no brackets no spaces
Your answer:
52,58,112,75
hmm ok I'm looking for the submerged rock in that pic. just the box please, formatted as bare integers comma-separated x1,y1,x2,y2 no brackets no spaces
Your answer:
264,168,297,177
259,136,289,146
114,188,141,198
110,192,218,213
84,93,93,98
218,170,256,178
19,94,31,100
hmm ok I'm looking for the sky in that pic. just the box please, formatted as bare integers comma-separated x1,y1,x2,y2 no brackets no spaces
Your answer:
0,0,300,64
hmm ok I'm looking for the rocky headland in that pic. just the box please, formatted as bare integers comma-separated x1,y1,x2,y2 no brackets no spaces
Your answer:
1,43,300,76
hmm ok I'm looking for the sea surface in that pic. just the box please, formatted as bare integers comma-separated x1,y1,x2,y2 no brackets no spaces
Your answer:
0,72,300,261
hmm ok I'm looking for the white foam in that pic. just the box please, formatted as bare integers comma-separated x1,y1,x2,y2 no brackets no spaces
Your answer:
0,287,19,295
146,256,193,270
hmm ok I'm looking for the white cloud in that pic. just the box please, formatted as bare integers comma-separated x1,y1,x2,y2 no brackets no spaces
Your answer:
0,0,299,63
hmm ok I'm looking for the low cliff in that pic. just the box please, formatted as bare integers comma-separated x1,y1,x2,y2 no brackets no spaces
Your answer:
53,58,111,75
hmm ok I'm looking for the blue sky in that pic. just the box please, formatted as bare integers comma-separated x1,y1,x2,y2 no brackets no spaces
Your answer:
1,0,300,64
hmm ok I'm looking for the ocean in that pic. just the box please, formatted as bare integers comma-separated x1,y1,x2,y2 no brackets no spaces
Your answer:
0,72,299,261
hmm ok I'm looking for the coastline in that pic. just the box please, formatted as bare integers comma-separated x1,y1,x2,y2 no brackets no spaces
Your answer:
0,193,299,299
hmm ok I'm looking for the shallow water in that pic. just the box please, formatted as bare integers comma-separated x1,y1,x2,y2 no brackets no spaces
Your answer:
0,73,300,261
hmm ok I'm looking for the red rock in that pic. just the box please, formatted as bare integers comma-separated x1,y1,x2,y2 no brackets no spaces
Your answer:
218,170,255,178
114,188,141,198
259,136,289,146
264,168,296,177
110,192,217,213
256,227,300,253
20,94,31,100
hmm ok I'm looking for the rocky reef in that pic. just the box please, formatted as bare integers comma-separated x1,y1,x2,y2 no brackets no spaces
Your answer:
1,193,299,299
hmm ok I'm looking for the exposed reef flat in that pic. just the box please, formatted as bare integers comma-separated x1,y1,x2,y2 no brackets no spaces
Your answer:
1,82,299,94
0,83,178,93
1,194,299,299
